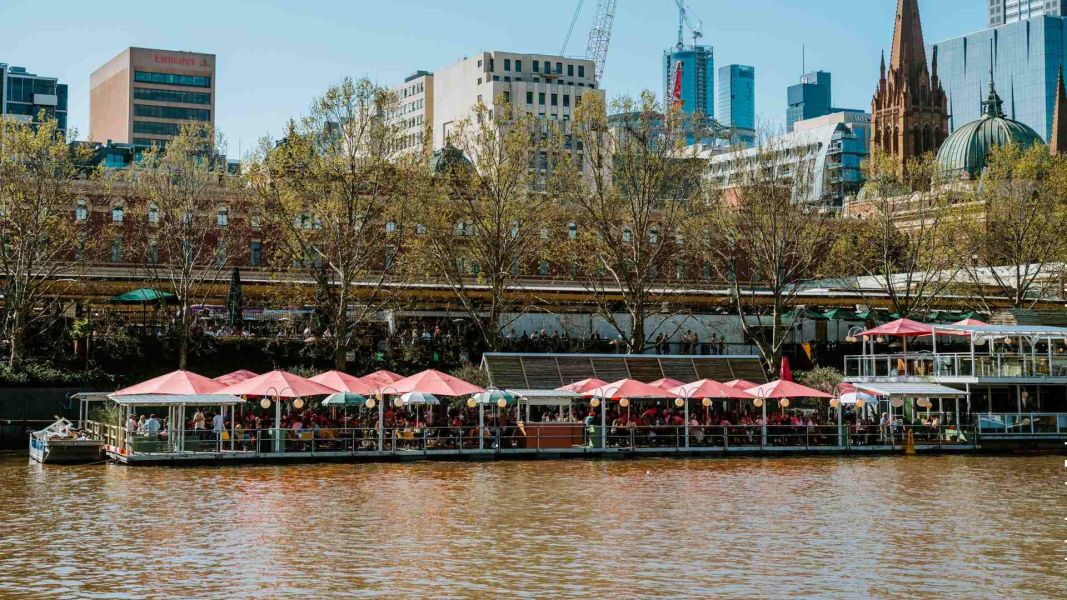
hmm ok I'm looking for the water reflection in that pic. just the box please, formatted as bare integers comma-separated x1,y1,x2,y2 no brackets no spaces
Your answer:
0,455,1061,598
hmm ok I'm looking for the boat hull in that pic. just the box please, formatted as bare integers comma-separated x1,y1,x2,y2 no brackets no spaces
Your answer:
29,435,103,464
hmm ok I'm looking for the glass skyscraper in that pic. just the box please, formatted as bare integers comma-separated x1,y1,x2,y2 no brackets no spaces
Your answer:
717,64,755,139
786,71,832,132
931,15,1067,142
0,63,68,134
663,45,714,119
989,0,1065,27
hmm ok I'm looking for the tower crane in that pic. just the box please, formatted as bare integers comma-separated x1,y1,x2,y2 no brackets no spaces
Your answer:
585,0,618,85
673,0,703,49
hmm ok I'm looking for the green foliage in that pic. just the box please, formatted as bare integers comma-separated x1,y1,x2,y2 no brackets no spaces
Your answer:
90,401,122,426
450,363,488,389
795,367,844,395
0,360,115,387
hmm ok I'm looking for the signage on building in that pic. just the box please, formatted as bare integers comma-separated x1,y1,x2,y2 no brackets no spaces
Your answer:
153,53,209,68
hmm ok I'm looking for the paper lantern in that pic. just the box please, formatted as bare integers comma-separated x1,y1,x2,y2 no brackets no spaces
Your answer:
855,399,866,409
619,398,630,408
259,398,271,409
674,398,685,408
497,398,507,408
702,398,712,407
365,398,376,410
890,398,904,408
466,397,477,408
753,398,764,408
830,398,840,409
393,397,403,407
590,398,601,408
779,398,790,408
293,398,305,410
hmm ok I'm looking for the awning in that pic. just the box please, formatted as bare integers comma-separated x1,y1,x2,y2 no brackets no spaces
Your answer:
932,324,1067,338
107,393,246,406
507,389,580,406
854,383,968,398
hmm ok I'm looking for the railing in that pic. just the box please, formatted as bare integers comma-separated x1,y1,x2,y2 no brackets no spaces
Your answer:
844,353,1067,379
86,420,126,452
977,413,1067,436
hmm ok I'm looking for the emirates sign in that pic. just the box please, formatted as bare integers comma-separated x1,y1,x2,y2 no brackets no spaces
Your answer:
154,53,197,67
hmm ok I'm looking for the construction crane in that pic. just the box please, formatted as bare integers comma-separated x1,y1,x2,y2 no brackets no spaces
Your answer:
585,0,618,85
673,0,703,49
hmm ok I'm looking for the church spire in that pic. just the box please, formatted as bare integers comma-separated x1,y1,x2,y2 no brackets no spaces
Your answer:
890,0,929,86
1050,64,1067,155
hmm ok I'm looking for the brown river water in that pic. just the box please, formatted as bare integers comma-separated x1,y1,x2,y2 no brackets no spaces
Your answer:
0,454,1063,599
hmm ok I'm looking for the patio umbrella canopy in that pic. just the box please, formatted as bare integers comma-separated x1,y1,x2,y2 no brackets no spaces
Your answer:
220,370,337,398
556,378,608,394
114,370,226,396
723,379,758,391
474,389,518,406
858,318,933,338
391,369,484,396
361,370,405,388
310,371,376,395
590,379,679,400
746,380,834,399
213,370,259,385
109,288,176,305
669,379,756,399
322,392,370,407
648,378,684,391
398,392,440,406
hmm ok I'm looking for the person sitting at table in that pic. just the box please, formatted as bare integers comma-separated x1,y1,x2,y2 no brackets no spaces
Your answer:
143,414,160,439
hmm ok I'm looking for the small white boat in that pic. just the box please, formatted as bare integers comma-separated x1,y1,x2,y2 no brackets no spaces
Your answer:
29,418,103,464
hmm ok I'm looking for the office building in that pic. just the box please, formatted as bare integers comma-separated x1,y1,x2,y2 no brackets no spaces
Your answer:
931,15,1067,143
389,71,433,154
90,47,215,146
432,51,600,150
717,64,755,146
0,63,68,133
663,45,714,119
989,0,1065,26
787,71,831,132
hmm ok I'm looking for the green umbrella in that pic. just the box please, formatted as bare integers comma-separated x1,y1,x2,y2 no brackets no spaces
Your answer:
822,308,859,321
322,392,370,407
473,389,517,406
109,288,176,304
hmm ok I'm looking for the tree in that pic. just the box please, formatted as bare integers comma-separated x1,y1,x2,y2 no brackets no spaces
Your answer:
0,116,99,370
827,153,964,318
128,122,237,369
694,133,834,376
247,78,413,370
562,92,707,353
407,100,565,352
961,144,1067,311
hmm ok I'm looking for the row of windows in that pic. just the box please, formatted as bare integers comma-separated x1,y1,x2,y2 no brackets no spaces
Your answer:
80,202,241,228
133,120,183,136
486,58,587,79
399,81,425,99
134,70,211,88
133,87,211,105
479,75,594,88
522,91,578,107
4,76,58,103
134,103,211,121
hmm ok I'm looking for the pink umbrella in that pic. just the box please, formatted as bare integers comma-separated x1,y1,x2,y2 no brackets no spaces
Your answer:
114,370,226,396
669,379,756,399
723,379,759,391
361,370,405,387
213,370,259,386
858,318,933,338
746,379,833,399
391,369,484,397
309,371,376,395
648,377,685,391
219,370,337,398
590,379,679,400
556,378,608,394
953,318,988,326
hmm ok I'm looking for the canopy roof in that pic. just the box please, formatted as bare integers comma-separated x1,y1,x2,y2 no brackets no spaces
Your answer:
931,324,1067,339
220,370,337,398
213,370,259,385
723,379,758,391
590,379,679,400
360,370,406,388
858,318,932,338
322,392,370,407
108,393,245,407
855,383,968,398
310,371,376,395
746,379,833,399
648,378,685,391
109,288,176,305
670,379,756,399
114,370,226,396
557,378,608,394
391,369,484,396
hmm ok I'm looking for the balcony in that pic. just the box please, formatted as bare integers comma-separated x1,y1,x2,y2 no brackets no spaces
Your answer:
844,352,1067,381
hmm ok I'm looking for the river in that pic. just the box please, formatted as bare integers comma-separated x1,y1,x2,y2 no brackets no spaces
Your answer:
0,454,1062,598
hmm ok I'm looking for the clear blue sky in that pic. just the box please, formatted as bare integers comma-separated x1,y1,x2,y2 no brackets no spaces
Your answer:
1,0,983,155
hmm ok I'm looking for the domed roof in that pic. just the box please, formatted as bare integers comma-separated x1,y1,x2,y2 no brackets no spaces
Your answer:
937,80,1045,179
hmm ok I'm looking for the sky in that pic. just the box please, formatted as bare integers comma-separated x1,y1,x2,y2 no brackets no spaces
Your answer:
0,0,985,156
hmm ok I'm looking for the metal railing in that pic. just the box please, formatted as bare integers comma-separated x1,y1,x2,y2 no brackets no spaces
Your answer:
977,413,1067,436
844,353,1067,379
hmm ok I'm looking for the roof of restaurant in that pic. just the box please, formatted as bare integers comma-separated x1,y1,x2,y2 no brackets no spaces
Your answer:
106,393,246,406
933,324,1067,337
481,353,767,390
856,383,968,398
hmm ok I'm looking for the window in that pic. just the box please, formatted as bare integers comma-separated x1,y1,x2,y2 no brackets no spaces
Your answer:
556,62,563,74
539,92,546,105
567,64,574,77
622,227,632,242
133,121,182,136
110,236,123,262
538,260,550,276
509,221,519,238
526,91,533,104
567,222,577,240
504,59,511,71
148,204,159,224
75,200,88,222
385,221,397,233
578,65,585,78
111,206,124,223
515,60,522,72
217,206,229,226
563,95,570,107
551,94,558,106
477,78,482,85
214,238,227,266
493,76,500,81
533,60,540,72
385,245,396,271
147,241,158,265
503,91,510,102
133,71,211,88
416,223,427,235
649,227,659,244
250,212,261,229
182,209,193,225
133,87,210,104
134,104,210,121
478,59,483,67
250,240,262,267
504,77,511,83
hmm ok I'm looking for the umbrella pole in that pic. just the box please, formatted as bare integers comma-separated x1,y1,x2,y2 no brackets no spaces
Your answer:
378,397,384,453
274,396,282,454
479,403,484,450
683,399,689,448
761,398,767,447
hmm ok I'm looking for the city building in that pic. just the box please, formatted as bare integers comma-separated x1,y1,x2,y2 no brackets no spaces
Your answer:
871,0,948,173
717,64,755,146
388,70,433,154
989,0,1065,26
431,51,600,150
697,110,871,207
931,15,1067,143
1051,65,1067,154
90,47,215,146
786,71,830,132
0,63,68,133
663,44,714,120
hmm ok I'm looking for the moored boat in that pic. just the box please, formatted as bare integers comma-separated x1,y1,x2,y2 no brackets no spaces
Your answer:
29,418,103,464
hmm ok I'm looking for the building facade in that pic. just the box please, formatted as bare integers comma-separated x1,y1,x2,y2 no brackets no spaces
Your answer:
90,47,215,146
787,71,831,132
717,64,755,145
663,45,714,119
431,51,600,150
931,15,1067,143
989,0,1065,26
388,70,433,154
0,63,68,133
871,0,948,172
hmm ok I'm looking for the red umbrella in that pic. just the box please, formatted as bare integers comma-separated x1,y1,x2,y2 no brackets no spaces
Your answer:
746,379,833,399
723,379,759,391
309,371,376,395
213,370,259,386
219,370,337,398
361,370,405,388
780,357,793,382
953,318,988,326
114,370,226,396
590,379,679,400
556,378,608,394
669,379,756,399
858,318,932,338
648,377,685,391
391,369,484,397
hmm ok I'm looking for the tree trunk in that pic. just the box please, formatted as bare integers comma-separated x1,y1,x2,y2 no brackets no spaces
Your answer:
333,308,348,371
8,311,25,371
177,307,189,370
630,309,646,355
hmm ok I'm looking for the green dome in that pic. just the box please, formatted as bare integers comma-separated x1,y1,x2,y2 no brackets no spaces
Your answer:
937,81,1045,178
